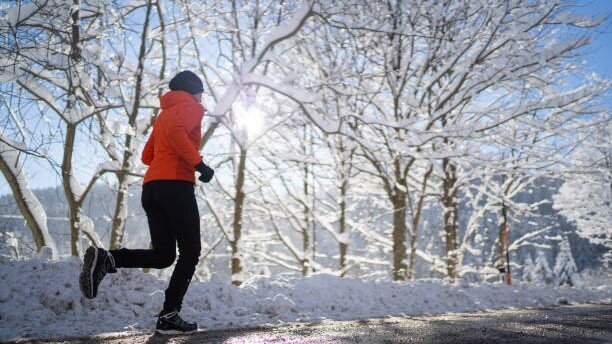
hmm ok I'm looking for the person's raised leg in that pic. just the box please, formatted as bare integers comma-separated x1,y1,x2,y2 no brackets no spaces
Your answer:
79,181,177,299
109,182,176,269
79,245,116,299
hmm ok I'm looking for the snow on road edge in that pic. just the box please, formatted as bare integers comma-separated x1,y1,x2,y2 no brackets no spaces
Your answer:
0,256,609,341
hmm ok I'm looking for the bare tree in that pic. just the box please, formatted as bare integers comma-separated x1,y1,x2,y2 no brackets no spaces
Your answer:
183,1,316,284
0,138,57,256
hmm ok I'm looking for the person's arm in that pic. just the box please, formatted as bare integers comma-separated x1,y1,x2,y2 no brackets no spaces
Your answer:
166,104,204,167
141,133,155,166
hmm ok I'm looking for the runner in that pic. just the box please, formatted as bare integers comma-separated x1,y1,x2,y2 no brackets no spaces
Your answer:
79,70,214,334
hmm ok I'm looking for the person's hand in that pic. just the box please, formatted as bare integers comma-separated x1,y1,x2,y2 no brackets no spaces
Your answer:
195,161,214,183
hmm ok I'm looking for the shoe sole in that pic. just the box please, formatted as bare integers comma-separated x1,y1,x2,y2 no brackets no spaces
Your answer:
79,246,98,299
155,329,197,335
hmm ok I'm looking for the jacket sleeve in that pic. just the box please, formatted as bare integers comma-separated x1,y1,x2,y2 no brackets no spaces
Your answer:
141,133,155,166
166,104,203,167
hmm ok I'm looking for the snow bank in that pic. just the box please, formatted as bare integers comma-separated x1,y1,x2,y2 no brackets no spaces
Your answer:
0,256,609,341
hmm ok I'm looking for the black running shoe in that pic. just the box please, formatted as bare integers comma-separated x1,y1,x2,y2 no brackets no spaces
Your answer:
156,311,198,334
79,245,116,299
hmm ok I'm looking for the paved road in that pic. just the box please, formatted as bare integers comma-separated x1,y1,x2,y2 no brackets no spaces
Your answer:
16,304,612,343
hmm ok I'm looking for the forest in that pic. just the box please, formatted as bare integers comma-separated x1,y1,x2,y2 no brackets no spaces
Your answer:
0,0,610,287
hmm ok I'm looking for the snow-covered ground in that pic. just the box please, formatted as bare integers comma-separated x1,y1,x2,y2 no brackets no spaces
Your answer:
0,256,610,341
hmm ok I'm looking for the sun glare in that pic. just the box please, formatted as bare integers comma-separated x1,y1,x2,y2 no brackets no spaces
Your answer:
233,101,267,137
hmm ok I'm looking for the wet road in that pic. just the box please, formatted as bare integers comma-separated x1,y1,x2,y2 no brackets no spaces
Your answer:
15,304,612,343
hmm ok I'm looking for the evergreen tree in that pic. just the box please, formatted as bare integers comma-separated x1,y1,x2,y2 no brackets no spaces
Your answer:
553,237,580,286
528,251,553,284
521,253,536,282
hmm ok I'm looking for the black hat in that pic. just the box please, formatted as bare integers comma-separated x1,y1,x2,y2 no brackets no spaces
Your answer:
169,70,204,94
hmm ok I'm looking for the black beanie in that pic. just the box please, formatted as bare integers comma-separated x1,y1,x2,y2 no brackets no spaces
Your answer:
169,70,204,94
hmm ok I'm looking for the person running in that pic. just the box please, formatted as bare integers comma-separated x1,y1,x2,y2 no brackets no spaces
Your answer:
79,70,214,334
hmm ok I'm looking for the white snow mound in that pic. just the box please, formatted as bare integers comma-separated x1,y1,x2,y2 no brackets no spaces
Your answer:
0,256,610,341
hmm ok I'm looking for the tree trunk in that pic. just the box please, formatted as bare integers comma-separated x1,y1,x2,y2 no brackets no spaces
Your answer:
61,122,81,256
109,0,153,249
407,163,433,279
498,200,511,284
301,225,311,276
231,147,247,285
70,0,81,61
441,157,458,281
339,177,348,276
109,172,128,249
0,142,57,256
301,126,313,276
391,189,408,281
64,0,82,256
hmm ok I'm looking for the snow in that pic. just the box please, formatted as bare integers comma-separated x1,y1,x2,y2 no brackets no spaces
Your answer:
76,213,103,248
69,175,85,202
553,127,612,265
0,139,57,257
0,0,610,340
211,83,241,118
242,73,320,104
336,232,350,245
4,2,38,26
95,161,120,176
241,2,314,74
0,71,18,83
0,256,609,341
553,238,580,287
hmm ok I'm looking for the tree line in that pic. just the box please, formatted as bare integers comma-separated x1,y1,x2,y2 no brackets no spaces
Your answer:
0,0,609,285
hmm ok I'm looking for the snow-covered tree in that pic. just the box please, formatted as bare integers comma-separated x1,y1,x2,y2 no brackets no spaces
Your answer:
553,126,611,267
521,254,536,283
1,0,114,254
553,237,580,287
527,250,554,284
321,0,608,281
0,138,57,257
0,0,608,286
103,0,162,250
183,1,318,285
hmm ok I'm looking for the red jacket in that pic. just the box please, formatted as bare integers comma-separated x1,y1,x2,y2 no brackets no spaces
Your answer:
142,91,204,184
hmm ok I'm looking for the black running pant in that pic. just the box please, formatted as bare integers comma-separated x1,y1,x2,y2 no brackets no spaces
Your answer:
109,180,201,313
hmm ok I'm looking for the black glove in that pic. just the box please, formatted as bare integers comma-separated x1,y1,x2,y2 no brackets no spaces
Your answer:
195,161,214,183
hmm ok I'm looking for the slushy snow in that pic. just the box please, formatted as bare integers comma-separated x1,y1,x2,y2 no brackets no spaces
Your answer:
0,256,609,341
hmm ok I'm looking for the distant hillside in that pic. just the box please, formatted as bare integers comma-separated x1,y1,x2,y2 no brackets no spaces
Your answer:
0,177,607,280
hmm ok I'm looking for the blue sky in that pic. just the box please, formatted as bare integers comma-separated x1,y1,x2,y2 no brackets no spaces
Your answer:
572,0,612,78
0,1,611,194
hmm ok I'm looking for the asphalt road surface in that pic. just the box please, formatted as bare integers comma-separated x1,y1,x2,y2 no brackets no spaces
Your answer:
11,303,612,343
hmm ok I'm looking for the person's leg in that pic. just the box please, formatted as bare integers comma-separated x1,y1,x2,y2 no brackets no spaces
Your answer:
80,182,179,299
157,181,201,314
109,182,176,269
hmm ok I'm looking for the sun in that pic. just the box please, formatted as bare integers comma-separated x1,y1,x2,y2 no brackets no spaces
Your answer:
232,101,267,138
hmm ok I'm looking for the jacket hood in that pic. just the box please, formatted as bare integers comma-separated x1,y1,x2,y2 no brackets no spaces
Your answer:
160,90,199,110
